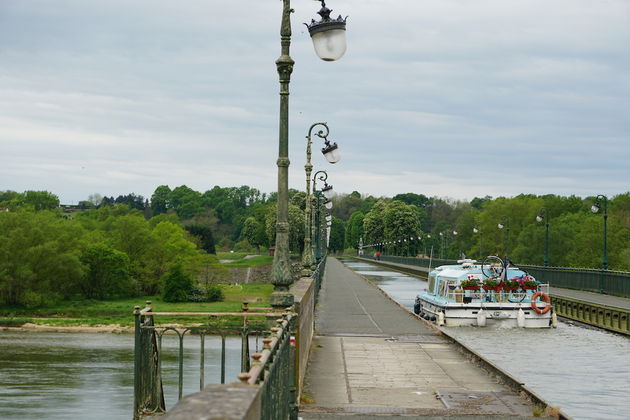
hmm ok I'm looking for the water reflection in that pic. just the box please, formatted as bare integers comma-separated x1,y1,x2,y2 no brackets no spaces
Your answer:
340,258,630,420
0,331,251,420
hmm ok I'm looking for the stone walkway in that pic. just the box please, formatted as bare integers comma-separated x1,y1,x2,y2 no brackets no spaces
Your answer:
300,258,547,419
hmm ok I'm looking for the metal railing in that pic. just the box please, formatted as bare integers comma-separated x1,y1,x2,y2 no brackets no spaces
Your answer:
237,312,297,420
133,301,282,419
376,255,630,297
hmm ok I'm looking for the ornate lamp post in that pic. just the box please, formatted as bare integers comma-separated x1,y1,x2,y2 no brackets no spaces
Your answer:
312,170,332,263
473,227,483,260
497,218,510,261
302,122,339,275
536,208,550,267
271,0,348,309
591,195,608,293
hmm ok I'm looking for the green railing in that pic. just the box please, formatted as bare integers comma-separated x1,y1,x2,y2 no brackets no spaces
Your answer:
375,255,630,297
238,312,297,420
135,257,327,419
379,255,457,270
133,301,279,419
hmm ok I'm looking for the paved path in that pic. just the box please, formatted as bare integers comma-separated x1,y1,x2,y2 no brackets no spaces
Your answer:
300,258,545,419
360,257,630,310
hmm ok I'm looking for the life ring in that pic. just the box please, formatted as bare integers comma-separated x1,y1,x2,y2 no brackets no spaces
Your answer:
531,292,551,314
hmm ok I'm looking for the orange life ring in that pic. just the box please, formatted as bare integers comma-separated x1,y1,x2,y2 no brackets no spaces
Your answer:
531,291,551,314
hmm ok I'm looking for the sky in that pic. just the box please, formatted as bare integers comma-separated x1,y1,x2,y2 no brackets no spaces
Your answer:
1,0,629,205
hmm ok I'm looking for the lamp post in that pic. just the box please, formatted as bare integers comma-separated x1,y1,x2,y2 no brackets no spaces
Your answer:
302,122,339,275
497,218,510,262
473,227,483,260
270,0,348,309
312,170,332,263
536,208,549,267
591,195,608,293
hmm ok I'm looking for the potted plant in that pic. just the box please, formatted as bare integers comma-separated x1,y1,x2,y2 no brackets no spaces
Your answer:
520,276,538,290
504,279,520,291
482,279,498,291
460,276,480,290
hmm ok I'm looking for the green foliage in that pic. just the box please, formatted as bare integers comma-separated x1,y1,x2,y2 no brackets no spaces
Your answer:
0,190,60,211
329,217,346,252
162,264,193,302
188,283,224,302
265,203,305,253
345,211,364,249
80,243,135,299
0,210,84,306
184,224,216,254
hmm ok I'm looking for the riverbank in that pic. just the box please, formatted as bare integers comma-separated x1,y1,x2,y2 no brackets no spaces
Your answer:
1,322,134,333
0,283,273,330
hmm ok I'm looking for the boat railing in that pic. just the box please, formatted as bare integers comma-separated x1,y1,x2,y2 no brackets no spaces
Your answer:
445,283,550,303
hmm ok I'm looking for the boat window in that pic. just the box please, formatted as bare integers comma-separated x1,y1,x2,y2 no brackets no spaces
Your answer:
428,274,436,293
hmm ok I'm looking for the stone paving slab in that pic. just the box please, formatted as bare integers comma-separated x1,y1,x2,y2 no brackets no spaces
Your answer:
301,258,546,418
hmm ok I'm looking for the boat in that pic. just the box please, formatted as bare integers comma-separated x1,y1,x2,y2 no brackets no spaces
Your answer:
414,256,557,328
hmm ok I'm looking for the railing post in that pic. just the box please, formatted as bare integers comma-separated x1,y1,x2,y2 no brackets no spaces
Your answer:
133,305,141,420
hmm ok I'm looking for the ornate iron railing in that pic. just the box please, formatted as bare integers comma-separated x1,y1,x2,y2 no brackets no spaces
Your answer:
237,312,297,420
133,301,282,419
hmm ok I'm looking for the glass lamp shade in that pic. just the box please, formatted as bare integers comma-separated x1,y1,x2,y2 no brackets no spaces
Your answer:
324,200,333,210
322,142,341,164
311,28,347,62
591,204,600,213
322,184,334,199
325,215,332,222
498,223,504,229
473,228,478,233
453,231,458,235
536,215,543,222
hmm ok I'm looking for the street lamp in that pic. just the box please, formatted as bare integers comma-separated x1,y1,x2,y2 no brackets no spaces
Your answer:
497,218,510,261
591,195,608,293
271,0,348,309
312,170,330,263
302,122,339,275
536,208,550,267
473,227,483,260
305,1,348,62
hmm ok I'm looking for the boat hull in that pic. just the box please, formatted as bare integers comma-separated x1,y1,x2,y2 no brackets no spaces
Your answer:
418,297,552,328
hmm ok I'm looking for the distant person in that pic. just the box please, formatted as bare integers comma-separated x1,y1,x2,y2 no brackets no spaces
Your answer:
375,251,381,260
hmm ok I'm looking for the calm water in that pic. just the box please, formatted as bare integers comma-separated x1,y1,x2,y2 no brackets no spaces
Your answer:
342,259,630,420
0,331,251,420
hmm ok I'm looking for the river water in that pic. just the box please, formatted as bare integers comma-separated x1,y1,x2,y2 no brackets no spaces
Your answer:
0,331,249,420
342,259,630,420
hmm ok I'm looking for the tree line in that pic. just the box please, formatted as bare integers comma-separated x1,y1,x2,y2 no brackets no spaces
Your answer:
2,187,629,308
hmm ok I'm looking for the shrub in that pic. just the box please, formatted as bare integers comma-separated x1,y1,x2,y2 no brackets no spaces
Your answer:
188,284,224,302
162,264,193,302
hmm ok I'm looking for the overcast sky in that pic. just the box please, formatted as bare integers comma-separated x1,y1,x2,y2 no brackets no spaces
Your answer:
1,0,629,204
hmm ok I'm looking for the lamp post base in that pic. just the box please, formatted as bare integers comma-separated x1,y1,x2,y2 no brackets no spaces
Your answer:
270,290,294,310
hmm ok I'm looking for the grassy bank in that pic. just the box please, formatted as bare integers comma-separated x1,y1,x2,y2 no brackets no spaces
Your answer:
0,284,273,328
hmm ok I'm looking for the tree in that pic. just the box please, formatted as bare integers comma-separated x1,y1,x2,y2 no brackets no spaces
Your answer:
170,185,203,219
363,199,388,245
151,185,171,215
80,243,135,299
345,211,364,250
242,217,266,253
184,224,216,254
0,211,84,307
329,217,346,252
265,203,305,253
162,264,193,302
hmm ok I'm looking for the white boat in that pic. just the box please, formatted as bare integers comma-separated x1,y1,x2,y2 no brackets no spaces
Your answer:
414,256,556,328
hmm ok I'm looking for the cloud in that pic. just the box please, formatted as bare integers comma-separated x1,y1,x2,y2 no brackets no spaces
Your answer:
1,0,629,204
